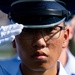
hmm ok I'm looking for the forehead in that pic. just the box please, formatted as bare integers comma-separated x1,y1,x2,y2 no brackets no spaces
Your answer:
58,21,65,26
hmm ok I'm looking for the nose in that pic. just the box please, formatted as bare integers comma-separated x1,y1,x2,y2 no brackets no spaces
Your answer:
33,32,46,49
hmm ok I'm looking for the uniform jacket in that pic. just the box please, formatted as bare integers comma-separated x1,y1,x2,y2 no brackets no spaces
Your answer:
15,61,68,75
0,53,21,75
0,55,68,75
0,65,10,75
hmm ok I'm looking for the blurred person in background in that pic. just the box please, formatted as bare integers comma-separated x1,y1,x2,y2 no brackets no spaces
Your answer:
67,0,75,55
69,16,75,56
59,16,75,75
59,1,75,75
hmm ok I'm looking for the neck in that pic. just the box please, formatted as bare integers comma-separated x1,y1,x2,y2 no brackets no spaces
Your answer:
20,62,58,75
58,48,68,67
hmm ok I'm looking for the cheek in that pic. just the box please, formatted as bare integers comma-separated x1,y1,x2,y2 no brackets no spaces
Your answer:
54,36,65,58
15,37,33,58
47,38,64,61
15,38,33,51
14,38,30,60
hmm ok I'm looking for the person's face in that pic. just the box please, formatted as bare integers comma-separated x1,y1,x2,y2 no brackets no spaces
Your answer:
12,22,69,71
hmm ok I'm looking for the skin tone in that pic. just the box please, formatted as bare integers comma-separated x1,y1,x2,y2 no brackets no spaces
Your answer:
58,48,68,67
12,22,69,75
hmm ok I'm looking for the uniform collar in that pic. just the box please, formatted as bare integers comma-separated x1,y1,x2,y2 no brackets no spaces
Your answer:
58,61,68,75
16,64,22,75
16,61,67,75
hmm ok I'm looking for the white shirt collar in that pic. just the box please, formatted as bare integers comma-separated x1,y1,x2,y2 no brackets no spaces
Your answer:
58,61,68,75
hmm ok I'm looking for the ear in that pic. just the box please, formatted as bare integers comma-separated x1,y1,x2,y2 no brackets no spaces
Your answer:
12,40,16,48
62,28,69,48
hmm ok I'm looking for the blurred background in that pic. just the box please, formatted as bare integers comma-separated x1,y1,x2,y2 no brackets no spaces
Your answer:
0,10,16,59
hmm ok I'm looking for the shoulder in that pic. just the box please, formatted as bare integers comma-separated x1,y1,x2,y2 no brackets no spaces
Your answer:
0,54,21,75
0,65,10,75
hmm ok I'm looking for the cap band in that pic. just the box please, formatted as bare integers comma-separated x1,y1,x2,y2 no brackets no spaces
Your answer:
11,17,66,28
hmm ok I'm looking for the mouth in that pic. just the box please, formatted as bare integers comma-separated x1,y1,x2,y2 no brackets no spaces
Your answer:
31,51,48,61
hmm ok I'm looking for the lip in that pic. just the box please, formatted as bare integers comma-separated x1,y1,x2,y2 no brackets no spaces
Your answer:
31,52,48,60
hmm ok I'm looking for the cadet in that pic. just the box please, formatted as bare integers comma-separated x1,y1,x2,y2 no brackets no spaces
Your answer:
7,0,70,75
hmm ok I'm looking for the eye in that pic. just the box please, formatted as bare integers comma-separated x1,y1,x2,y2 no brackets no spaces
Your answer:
46,27,54,32
22,28,32,33
52,26,61,32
